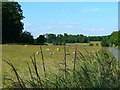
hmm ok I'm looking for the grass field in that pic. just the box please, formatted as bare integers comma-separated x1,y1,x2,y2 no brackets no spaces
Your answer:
1,43,119,88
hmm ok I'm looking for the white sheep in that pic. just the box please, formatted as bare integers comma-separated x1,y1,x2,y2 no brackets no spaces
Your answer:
57,48,60,51
24,45,27,47
49,53,52,55
73,52,75,54
46,49,49,51
36,52,39,55
52,52,55,55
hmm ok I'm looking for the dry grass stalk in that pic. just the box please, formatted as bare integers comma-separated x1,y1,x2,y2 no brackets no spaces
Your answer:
40,45,47,87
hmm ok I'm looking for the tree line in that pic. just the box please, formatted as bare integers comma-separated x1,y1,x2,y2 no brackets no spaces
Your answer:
2,2,120,47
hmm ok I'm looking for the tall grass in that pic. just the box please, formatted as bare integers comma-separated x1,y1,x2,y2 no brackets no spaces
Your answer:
2,46,119,88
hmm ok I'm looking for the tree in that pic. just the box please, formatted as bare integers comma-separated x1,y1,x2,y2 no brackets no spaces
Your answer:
20,31,34,44
2,2,24,43
46,34,56,43
109,31,118,46
118,30,120,46
36,35,46,45
101,39,109,48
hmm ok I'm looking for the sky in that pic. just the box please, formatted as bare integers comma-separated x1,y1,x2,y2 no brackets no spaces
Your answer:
19,2,118,38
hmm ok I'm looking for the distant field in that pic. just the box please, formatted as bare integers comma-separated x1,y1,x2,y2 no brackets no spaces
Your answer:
90,41,101,46
2,44,101,87
46,41,101,46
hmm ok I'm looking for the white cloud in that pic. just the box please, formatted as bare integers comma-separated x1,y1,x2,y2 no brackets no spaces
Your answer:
47,26,53,29
90,8,99,12
98,28,104,31
24,24,32,28
65,26,73,28
91,28,95,31
91,28,104,32
75,22,80,25
81,8,99,13
39,22,80,25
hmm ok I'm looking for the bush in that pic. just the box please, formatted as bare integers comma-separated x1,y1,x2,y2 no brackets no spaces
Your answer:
89,43,94,46
53,41,66,45
53,41,58,45
96,43,99,46
101,40,109,47
62,42,66,45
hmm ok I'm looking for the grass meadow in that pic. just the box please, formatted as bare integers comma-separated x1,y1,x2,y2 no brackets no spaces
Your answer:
1,43,119,88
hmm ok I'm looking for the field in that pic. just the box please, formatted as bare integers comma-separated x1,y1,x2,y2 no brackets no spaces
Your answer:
1,43,119,88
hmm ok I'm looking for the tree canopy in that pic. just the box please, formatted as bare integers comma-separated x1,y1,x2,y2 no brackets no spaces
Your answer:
2,2,24,43
109,31,118,46
36,35,46,45
20,31,34,44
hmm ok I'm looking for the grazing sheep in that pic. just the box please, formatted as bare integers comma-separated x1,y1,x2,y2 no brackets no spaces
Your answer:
57,48,60,51
36,52,39,55
49,53,52,55
46,49,49,51
73,52,75,54
24,45,27,47
52,52,55,55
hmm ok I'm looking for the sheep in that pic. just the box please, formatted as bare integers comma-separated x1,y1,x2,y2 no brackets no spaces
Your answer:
24,45,27,47
36,52,39,55
49,52,55,55
52,52,55,55
73,52,75,54
46,49,49,51
49,53,52,55
57,48,60,51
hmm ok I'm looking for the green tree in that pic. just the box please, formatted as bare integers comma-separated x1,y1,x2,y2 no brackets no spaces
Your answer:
118,30,120,46
36,35,46,45
20,31,34,44
46,34,56,43
109,31,118,46
2,2,24,43
101,39,109,48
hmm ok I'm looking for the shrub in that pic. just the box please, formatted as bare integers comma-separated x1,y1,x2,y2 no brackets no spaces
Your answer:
96,43,99,46
89,43,94,46
101,40,109,47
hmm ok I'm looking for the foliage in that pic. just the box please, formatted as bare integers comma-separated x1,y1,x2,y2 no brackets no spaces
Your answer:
89,43,94,46
118,30,120,46
36,35,46,45
109,31,118,46
53,41,66,45
43,33,111,45
101,39,109,47
96,43,99,46
20,31,34,44
2,2,24,43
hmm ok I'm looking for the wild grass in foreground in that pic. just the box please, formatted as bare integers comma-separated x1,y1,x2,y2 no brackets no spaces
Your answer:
2,46,119,88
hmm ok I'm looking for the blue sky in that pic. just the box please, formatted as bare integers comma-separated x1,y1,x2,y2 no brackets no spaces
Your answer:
19,2,118,38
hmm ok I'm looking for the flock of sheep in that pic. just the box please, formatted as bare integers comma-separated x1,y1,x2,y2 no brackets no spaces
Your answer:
24,45,75,56
36,48,60,55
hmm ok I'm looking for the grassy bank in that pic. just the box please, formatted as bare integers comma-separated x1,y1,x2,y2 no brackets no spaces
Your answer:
2,45,119,88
